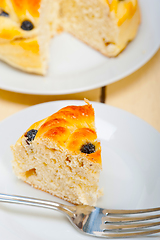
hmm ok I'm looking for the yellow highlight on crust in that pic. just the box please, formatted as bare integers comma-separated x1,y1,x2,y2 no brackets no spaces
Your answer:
107,0,138,26
110,0,118,13
0,0,6,8
0,29,22,40
11,39,40,54
11,0,40,18
118,1,137,26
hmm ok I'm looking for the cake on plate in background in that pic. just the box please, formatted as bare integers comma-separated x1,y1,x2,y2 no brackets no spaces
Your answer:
0,0,140,75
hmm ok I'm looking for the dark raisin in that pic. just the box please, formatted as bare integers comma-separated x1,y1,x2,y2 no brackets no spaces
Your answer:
80,143,95,154
25,129,38,144
0,11,9,17
21,20,34,31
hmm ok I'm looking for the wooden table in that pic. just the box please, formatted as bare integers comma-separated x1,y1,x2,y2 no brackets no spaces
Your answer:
0,48,160,132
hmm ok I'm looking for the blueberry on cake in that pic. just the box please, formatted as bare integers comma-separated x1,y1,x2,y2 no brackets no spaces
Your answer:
0,0,140,75
11,100,102,206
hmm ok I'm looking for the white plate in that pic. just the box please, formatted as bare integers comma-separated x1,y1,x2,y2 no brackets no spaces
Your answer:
0,0,160,95
0,100,160,240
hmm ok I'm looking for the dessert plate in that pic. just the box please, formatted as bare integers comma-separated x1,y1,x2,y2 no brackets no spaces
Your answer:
0,0,159,95
0,100,160,240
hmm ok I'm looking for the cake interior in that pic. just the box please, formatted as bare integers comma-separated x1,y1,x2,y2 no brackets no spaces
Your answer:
57,0,118,56
12,138,102,206
53,0,140,56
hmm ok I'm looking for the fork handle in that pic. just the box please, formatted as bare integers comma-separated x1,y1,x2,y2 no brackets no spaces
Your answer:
0,193,74,217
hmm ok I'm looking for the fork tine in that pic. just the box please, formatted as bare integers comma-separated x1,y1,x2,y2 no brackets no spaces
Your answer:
101,221,160,231
103,207,160,215
100,208,160,238
103,213,160,223
96,229,160,238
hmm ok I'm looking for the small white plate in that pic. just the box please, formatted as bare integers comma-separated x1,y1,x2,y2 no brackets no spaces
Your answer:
0,0,159,95
0,100,160,240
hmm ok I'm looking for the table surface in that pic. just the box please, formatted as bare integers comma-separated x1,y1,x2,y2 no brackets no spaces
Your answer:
0,49,160,132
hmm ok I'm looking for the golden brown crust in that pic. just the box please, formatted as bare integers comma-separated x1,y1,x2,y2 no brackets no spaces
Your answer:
37,101,95,137
19,100,102,166
11,0,40,18
0,0,41,19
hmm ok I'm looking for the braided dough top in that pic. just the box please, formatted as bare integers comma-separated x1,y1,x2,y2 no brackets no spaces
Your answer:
18,100,102,166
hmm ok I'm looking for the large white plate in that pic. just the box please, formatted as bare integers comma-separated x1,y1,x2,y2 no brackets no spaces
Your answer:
0,100,160,240
0,0,160,95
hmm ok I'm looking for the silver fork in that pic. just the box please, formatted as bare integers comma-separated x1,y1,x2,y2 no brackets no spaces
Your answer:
0,193,160,238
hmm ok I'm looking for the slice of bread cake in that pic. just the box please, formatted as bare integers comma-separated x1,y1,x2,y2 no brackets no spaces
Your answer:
11,100,102,206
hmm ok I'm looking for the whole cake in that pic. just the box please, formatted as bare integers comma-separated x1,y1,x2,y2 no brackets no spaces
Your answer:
0,0,140,75
11,100,102,206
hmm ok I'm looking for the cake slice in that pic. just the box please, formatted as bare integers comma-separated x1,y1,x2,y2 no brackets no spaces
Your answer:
0,0,54,75
11,100,102,206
